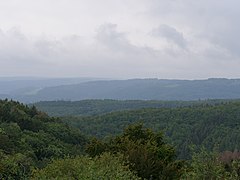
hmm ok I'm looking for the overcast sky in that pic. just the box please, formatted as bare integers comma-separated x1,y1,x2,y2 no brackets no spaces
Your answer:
0,0,239,79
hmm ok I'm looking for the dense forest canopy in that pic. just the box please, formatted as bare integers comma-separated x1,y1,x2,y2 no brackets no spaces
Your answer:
0,99,87,178
61,101,240,159
33,99,235,117
1,99,240,179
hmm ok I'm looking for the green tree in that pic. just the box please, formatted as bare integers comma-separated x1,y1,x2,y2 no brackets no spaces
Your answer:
86,124,184,179
0,151,33,179
32,153,140,179
181,148,240,180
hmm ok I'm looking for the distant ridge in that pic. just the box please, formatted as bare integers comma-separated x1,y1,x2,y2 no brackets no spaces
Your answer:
7,78,240,102
33,99,235,117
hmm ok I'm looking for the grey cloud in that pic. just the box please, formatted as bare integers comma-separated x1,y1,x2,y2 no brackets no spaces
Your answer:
0,23,240,79
1,0,240,79
148,0,240,58
151,24,187,49
95,23,135,52
0,25,166,78
95,23,157,60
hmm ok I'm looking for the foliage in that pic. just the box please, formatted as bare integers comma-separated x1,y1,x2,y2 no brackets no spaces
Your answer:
0,150,33,179
32,153,140,180
0,99,87,178
2,99,240,179
182,148,240,179
34,99,231,117
64,102,240,159
86,124,185,180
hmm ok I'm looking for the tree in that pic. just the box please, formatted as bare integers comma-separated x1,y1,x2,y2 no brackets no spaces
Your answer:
86,123,185,179
181,148,240,179
32,153,140,179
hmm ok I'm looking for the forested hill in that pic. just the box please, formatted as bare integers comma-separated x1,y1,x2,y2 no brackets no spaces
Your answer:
0,99,87,177
2,99,240,179
0,77,103,95
18,78,240,102
33,99,233,117
62,101,240,159
0,99,185,179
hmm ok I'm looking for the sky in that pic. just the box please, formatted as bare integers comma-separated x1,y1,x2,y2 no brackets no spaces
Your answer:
0,0,240,79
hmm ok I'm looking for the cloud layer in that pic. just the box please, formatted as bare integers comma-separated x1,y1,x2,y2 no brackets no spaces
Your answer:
0,0,240,79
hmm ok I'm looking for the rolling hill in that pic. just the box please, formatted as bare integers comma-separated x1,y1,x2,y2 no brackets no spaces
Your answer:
33,99,232,117
1,78,240,102
20,78,240,102
61,101,240,159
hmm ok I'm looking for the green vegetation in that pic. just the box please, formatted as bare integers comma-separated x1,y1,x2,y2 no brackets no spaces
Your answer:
1,99,240,179
86,124,185,179
62,101,240,159
33,99,233,117
0,99,87,178
32,153,140,180
182,148,240,179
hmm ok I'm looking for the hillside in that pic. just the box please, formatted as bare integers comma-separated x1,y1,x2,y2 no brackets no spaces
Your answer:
1,99,240,179
62,102,240,159
16,78,240,102
0,99,185,179
0,77,105,100
0,99,87,178
33,99,233,117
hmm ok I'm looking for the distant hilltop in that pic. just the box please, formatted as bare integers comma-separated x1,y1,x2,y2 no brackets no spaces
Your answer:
1,78,240,102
